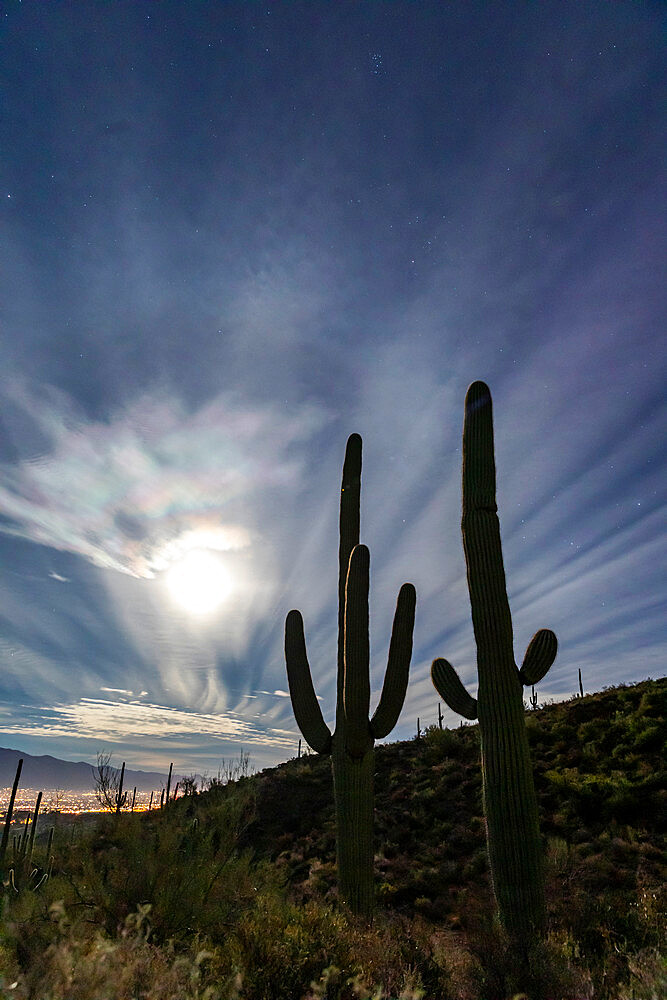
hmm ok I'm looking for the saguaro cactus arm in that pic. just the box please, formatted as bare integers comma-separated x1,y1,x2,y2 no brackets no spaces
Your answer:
343,544,372,758
431,658,479,720
285,610,333,755
518,629,558,686
370,582,417,739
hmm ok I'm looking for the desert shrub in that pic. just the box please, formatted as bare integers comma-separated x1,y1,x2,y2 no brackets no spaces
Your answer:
422,725,459,760
0,870,87,983
215,893,355,1000
524,712,545,748
635,685,665,718
0,901,232,1000
459,911,591,1000
634,723,664,752
549,872,667,997
210,896,457,1000
617,947,667,1000
72,777,259,942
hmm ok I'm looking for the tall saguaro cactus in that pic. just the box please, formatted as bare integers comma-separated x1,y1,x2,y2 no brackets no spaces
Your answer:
285,434,416,919
0,758,23,869
431,382,557,937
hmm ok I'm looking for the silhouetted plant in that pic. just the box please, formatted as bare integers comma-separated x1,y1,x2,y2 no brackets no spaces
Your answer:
115,761,127,814
92,752,128,812
165,762,173,806
431,381,557,938
0,757,23,870
285,434,416,919
8,791,49,892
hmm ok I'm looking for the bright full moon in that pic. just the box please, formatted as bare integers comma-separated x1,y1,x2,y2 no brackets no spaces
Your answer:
164,549,232,615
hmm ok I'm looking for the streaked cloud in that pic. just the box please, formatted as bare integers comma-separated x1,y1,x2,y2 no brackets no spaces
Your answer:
0,380,329,578
0,697,297,768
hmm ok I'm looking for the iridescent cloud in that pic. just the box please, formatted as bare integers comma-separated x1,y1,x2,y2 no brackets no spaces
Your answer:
0,381,329,578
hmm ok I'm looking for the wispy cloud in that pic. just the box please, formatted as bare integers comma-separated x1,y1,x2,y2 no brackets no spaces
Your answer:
0,697,297,768
0,381,329,578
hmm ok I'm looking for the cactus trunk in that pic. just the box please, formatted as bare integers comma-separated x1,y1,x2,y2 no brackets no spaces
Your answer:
26,791,42,864
115,761,126,813
479,668,545,934
431,382,557,938
332,741,374,918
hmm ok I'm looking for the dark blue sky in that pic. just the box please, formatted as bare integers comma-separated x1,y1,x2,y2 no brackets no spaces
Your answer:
0,2,664,772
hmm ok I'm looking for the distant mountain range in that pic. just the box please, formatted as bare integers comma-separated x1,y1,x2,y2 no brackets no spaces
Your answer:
0,746,171,793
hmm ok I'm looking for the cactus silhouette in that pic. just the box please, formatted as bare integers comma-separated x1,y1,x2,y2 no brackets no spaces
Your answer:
0,758,23,869
431,381,557,936
8,791,48,893
285,434,416,918
115,761,127,813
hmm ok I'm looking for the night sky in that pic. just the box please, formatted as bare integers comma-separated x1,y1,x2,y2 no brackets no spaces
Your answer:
1,2,664,774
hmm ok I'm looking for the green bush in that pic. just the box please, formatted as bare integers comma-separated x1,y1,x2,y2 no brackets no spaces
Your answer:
0,901,232,1000
217,893,355,1000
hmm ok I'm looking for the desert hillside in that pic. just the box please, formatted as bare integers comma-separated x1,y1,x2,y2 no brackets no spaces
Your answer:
0,678,664,999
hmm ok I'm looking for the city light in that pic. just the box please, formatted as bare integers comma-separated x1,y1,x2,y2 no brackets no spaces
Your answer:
0,788,159,816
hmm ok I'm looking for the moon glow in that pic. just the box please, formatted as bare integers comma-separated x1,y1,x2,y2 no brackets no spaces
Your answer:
164,549,232,615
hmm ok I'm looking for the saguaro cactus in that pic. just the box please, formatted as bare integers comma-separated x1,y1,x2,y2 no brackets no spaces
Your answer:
285,434,416,918
0,758,23,869
431,381,557,936
115,761,127,814
8,791,46,893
